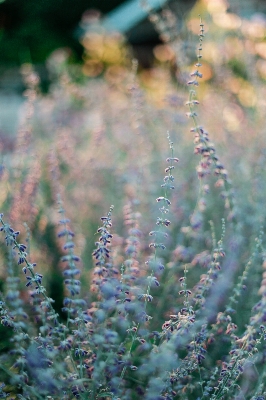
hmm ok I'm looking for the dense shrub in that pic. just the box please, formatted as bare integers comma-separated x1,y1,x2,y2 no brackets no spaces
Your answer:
1,2,266,399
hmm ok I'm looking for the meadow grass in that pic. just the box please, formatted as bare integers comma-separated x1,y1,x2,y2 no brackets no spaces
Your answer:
1,3,266,399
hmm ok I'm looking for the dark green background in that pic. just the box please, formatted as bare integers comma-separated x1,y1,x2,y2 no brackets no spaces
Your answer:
0,0,200,65
0,0,125,65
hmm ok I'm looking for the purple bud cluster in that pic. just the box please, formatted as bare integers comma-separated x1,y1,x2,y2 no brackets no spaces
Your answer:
57,202,85,320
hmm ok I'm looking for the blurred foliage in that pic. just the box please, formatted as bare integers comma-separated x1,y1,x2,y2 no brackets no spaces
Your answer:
1,0,266,397
0,0,266,319
0,0,126,64
0,0,199,66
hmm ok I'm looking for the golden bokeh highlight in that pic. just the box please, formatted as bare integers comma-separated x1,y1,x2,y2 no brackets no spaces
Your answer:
255,42,266,59
213,13,241,30
82,31,129,77
256,59,266,79
153,44,175,62
238,85,257,108
205,0,228,14
223,106,241,131
241,19,266,39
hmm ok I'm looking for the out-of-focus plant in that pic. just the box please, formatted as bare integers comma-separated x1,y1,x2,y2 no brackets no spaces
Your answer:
1,0,266,398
